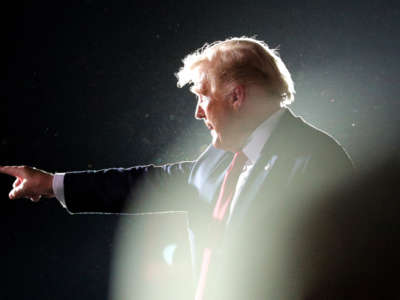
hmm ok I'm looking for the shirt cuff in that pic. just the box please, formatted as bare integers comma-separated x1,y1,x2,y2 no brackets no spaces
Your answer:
52,173,66,208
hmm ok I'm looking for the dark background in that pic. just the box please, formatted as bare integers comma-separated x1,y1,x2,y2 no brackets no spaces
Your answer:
3,0,399,299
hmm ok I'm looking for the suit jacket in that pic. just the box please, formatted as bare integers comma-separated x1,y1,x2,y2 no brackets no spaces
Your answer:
63,108,353,299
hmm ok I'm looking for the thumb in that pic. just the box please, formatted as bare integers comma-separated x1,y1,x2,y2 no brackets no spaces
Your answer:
9,180,27,200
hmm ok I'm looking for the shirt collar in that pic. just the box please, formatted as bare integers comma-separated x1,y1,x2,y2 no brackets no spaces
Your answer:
242,108,286,164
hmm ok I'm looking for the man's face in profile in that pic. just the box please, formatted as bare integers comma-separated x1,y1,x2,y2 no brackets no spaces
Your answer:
193,78,239,152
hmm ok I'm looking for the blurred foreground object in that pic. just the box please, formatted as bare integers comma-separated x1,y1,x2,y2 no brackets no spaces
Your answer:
111,212,194,300
243,153,400,300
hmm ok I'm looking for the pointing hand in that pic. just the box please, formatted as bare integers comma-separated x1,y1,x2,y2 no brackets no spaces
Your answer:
0,166,55,202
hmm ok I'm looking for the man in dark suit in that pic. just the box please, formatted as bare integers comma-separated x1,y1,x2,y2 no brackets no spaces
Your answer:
0,37,352,299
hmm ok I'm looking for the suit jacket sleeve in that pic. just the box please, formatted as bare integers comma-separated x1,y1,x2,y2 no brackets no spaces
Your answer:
63,161,197,214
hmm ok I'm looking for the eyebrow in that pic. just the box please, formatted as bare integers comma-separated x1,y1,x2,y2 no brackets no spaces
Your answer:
191,81,209,96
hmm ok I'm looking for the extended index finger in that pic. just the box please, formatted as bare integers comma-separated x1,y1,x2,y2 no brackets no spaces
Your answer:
0,166,26,178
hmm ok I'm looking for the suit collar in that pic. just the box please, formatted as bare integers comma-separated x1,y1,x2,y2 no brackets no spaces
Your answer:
259,107,304,157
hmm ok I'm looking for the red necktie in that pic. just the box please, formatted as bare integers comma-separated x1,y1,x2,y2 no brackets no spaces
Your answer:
195,151,248,300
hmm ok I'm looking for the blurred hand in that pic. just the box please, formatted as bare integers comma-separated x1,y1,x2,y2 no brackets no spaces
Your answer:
0,166,55,202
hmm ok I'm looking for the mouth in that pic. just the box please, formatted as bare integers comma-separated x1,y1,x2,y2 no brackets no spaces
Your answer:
205,122,214,130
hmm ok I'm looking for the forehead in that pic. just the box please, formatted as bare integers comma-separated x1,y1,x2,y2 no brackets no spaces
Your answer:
190,65,217,96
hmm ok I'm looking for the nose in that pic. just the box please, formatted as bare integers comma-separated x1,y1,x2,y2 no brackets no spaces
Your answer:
195,102,205,120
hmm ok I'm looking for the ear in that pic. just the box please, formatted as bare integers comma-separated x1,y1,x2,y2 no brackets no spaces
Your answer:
231,85,246,110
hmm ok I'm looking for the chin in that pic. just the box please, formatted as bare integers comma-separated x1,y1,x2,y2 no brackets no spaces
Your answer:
212,140,222,149
211,132,233,151
212,139,232,152
212,137,224,150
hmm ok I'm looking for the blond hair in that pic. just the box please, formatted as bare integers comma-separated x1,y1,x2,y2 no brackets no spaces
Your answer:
176,36,295,106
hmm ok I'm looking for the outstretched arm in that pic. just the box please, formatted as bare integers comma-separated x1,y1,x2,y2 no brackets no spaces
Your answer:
0,166,55,202
0,162,198,214
62,162,197,214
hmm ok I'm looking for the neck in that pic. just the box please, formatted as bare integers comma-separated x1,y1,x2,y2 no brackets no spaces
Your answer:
228,103,281,153
244,85,281,129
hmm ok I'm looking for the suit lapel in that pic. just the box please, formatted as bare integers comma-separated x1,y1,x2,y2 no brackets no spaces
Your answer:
189,145,233,206
226,109,303,228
